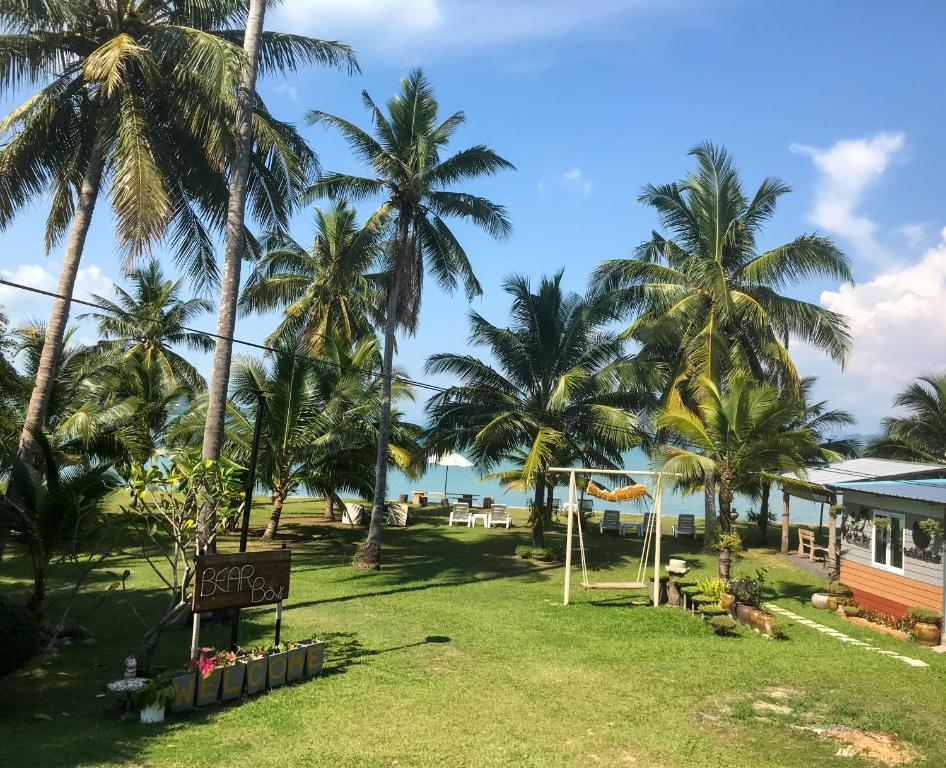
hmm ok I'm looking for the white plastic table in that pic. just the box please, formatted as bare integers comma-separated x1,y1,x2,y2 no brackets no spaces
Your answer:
469,512,489,528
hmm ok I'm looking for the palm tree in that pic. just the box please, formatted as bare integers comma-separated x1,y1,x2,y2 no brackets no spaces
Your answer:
198,0,358,482
1,0,348,465
239,200,385,352
79,261,212,390
425,273,645,548
657,378,825,577
866,373,946,464
591,143,853,544
307,69,514,568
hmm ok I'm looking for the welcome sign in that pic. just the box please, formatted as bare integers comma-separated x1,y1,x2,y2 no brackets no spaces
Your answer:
192,549,291,612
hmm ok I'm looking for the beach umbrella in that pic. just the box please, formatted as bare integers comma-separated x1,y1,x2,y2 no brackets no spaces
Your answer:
432,451,474,501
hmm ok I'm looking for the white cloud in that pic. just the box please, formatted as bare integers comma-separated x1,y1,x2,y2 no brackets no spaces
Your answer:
794,227,946,429
895,222,927,249
791,132,905,263
0,263,114,326
273,0,656,53
539,167,592,197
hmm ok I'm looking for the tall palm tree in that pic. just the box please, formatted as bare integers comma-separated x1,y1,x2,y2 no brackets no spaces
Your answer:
239,200,385,351
866,372,946,464
307,69,514,568
657,377,825,577
198,0,358,484
79,261,212,390
1,0,346,465
591,143,853,544
425,273,645,548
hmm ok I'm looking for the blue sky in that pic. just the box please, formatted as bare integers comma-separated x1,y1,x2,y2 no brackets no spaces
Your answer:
3,0,946,430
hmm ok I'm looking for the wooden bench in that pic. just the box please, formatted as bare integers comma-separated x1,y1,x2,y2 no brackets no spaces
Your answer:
797,528,830,560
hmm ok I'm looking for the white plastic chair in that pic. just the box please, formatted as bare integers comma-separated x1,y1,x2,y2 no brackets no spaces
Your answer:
342,502,364,526
385,503,408,527
488,504,511,528
599,509,627,536
449,503,472,526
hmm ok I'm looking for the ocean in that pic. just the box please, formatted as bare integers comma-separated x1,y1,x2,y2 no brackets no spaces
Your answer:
385,447,828,524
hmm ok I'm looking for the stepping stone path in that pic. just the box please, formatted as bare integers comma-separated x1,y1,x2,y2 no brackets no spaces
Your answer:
763,603,928,668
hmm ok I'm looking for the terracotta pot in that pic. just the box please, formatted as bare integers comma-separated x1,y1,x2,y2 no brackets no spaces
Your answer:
826,596,839,612
735,603,755,626
810,593,831,610
721,593,736,612
914,621,941,647
749,609,767,632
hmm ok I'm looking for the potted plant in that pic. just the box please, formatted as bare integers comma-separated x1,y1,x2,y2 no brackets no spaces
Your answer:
133,674,176,724
908,607,942,647
191,647,223,706
843,604,861,618
285,641,308,682
241,646,269,695
216,650,246,701
169,668,197,712
304,640,327,677
267,644,289,688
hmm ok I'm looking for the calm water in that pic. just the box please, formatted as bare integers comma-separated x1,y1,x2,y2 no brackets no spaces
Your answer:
385,447,827,524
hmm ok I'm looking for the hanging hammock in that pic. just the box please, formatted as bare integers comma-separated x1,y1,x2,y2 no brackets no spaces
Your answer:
585,480,649,503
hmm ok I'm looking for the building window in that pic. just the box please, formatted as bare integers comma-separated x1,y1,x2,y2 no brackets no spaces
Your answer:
872,512,905,572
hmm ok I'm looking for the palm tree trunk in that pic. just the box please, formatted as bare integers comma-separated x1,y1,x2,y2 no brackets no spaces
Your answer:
261,487,286,541
325,495,336,521
758,482,770,546
703,472,717,552
717,477,734,579
780,491,791,555
199,0,266,543
355,270,402,569
531,472,546,548
17,145,105,465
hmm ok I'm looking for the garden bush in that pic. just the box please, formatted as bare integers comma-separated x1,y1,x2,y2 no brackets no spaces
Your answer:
908,607,942,626
842,604,861,617
514,545,564,563
0,596,43,677
709,615,738,636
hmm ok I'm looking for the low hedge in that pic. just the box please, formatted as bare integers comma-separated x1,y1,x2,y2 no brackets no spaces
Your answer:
709,615,738,636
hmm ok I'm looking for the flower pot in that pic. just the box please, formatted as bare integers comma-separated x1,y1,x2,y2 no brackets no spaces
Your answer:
169,671,197,712
826,596,839,612
735,603,755,626
267,651,289,688
286,644,308,682
195,667,222,706
721,593,736,613
219,663,246,701
914,621,941,647
810,593,831,610
749,608,767,632
304,640,326,677
139,704,165,724
242,657,268,695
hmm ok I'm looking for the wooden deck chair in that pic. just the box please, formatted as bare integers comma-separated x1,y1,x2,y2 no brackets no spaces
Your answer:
672,514,696,538
797,528,829,560
599,509,626,536
342,502,364,526
385,503,408,527
449,503,472,526
579,499,593,515
488,504,511,528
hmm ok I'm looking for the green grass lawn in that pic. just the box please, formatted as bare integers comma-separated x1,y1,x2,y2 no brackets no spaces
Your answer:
2,499,946,768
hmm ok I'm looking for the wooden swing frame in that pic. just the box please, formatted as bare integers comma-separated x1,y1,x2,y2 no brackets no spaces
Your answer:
548,467,677,607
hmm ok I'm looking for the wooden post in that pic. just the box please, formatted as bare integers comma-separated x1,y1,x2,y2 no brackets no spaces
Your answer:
780,492,791,555
827,504,838,577
653,476,662,607
564,470,576,606
190,612,202,660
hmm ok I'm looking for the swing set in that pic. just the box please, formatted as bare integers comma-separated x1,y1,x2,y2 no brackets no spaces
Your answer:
548,467,678,607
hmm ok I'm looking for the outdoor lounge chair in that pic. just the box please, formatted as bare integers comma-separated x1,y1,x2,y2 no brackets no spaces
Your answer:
672,513,696,538
449,503,472,526
385,503,408,527
797,528,830,560
342,502,364,526
488,504,511,528
631,511,654,537
599,509,627,536
580,499,593,515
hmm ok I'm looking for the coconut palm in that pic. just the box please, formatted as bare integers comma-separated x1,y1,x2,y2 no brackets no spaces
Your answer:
866,373,946,464
79,261,212,390
307,68,514,567
1,0,354,465
591,143,853,544
425,273,645,548
657,377,825,578
198,0,358,479
239,200,385,352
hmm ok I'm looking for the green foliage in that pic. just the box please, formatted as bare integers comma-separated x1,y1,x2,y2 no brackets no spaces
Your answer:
867,373,946,464
132,674,176,709
842,605,861,617
708,614,738,636
908,607,942,626
714,530,744,556
695,576,730,602
699,603,727,617
0,595,43,676
514,545,564,562
729,569,768,609
767,617,788,639
918,518,943,538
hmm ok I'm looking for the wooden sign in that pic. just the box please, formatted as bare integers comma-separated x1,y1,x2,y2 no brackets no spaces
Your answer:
192,549,291,613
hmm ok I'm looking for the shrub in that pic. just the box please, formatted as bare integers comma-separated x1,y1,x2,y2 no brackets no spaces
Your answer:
824,583,853,598
680,585,704,596
709,615,738,636
767,617,788,639
859,605,910,631
843,605,861,617
0,596,43,677
514,545,564,563
691,593,714,605
695,576,729,603
729,569,768,608
908,607,942,626
699,603,727,617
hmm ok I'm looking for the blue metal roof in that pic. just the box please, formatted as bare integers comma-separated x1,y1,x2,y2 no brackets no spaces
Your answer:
831,478,946,505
